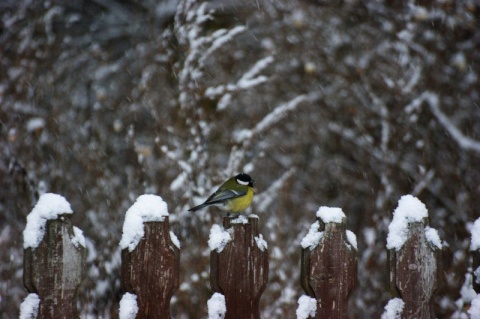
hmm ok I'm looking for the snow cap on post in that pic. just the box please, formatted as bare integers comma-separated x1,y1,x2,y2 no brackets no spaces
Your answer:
119,194,169,252
302,206,358,250
316,206,346,223
23,193,73,249
386,194,428,251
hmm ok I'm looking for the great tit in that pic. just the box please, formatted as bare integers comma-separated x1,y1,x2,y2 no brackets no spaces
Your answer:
188,173,255,213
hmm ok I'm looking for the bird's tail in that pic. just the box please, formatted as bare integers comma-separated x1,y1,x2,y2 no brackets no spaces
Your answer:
188,203,209,212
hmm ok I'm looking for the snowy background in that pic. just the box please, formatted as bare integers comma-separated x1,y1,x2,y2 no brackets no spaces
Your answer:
1,0,480,318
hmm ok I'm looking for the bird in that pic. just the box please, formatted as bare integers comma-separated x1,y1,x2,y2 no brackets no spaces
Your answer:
188,173,255,213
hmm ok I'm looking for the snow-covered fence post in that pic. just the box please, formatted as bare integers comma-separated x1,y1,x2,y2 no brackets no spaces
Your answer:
471,218,480,293
209,215,269,319
386,195,442,319
23,193,86,319
120,195,180,319
299,207,358,319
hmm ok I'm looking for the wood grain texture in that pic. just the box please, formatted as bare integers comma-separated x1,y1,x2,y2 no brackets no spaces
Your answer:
301,218,357,319
121,218,180,319
210,216,269,319
388,220,440,319
23,215,86,319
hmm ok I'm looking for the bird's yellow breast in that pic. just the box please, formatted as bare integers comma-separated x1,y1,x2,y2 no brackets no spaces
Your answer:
226,187,254,213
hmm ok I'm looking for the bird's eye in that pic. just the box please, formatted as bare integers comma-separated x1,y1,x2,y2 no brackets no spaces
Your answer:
236,178,250,186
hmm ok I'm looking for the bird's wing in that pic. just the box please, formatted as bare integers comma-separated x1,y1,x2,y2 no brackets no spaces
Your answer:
204,189,246,205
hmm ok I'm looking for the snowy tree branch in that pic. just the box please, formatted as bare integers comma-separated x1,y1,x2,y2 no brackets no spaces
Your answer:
425,92,480,153
406,91,480,153
327,122,380,159
253,94,309,136
199,25,247,65
411,169,435,196
175,1,248,107
253,168,296,212
238,93,315,144
205,55,274,110
226,93,316,175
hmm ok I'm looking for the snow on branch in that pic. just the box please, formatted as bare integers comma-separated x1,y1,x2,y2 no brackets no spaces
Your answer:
424,92,480,153
411,169,435,196
254,94,309,135
175,1,212,47
160,145,193,174
199,25,247,65
407,91,480,153
253,168,296,212
240,56,274,87
226,94,316,175
175,0,248,107
205,55,274,110
234,94,313,145
327,122,379,157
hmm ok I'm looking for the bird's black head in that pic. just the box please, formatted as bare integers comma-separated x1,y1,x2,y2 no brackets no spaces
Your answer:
235,173,254,187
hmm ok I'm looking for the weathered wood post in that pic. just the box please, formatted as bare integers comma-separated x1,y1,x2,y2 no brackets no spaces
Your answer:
23,193,86,319
300,207,357,319
120,195,180,319
387,195,441,319
210,215,269,319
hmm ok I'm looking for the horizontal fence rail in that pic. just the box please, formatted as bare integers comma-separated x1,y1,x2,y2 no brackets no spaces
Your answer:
20,193,480,319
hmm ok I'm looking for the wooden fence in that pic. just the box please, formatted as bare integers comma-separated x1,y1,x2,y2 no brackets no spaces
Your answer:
21,199,480,319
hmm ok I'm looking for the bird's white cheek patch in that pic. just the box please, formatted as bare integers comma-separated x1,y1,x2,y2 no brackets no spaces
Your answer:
236,179,249,185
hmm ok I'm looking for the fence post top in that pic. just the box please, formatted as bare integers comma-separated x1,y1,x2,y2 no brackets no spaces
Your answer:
386,195,442,252
223,214,258,228
23,193,74,250
301,211,357,252
119,194,170,252
316,206,346,225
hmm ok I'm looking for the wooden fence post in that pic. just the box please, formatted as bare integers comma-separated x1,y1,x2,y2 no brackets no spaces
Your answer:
210,215,269,319
300,216,357,319
23,215,86,318
121,218,180,319
388,220,440,319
